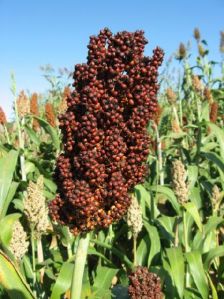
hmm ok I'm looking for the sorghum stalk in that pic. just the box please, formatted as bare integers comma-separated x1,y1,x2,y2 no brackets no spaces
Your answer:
4,125,10,144
31,228,36,285
70,233,90,299
37,239,44,283
153,122,164,185
11,78,26,181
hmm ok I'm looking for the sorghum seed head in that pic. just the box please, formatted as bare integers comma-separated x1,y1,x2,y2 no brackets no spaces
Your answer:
30,93,39,131
58,86,70,114
49,28,163,235
171,118,181,133
209,101,219,123
16,90,30,117
166,88,176,104
128,266,163,299
45,102,56,127
172,159,188,205
203,87,213,103
176,43,186,60
24,176,49,237
0,106,7,125
211,185,221,211
9,221,29,260
193,28,201,41
126,195,143,238
198,43,206,57
192,75,203,93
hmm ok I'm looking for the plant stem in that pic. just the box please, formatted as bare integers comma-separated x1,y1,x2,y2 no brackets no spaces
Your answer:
133,236,137,267
174,217,179,247
14,93,26,181
70,233,90,299
3,124,10,144
154,123,164,185
37,238,44,283
183,210,190,252
31,229,36,286
183,209,190,288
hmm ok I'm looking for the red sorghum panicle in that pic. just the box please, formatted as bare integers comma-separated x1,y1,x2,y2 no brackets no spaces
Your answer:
45,102,56,127
192,75,203,93
128,266,163,299
204,87,213,103
209,101,219,123
30,93,40,131
0,106,7,125
153,103,163,125
166,87,176,104
49,28,163,235
16,90,30,117
58,86,70,114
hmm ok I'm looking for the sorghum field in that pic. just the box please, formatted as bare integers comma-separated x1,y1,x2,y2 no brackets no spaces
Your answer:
0,28,224,299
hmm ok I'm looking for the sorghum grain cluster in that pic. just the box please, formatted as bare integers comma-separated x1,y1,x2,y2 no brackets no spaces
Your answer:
128,266,163,299
45,102,56,127
0,107,6,125
49,28,163,235
30,92,40,131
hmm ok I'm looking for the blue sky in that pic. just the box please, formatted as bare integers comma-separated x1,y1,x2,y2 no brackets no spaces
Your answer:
0,0,223,119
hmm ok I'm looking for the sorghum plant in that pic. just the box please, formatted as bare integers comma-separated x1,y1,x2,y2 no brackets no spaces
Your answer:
49,27,163,299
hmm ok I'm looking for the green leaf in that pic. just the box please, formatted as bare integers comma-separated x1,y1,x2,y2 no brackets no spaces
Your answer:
0,250,35,299
88,247,113,265
0,213,21,248
25,161,36,175
201,152,224,173
135,185,151,216
183,288,202,299
183,202,203,232
186,251,208,299
187,165,198,189
149,185,180,214
44,177,57,194
91,239,133,269
0,150,19,219
50,262,73,299
207,273,218,299
189,187,202,210
0,182,19,220
157,215,176,240
143,221,161,267
22,256,34,281
208,123,224,159
80,267,92,299
203,245,224,271
91,266,118,298
136,234,150,266
193,216,224,250
24,126,40,145
30,116,60,150
166,247,185,298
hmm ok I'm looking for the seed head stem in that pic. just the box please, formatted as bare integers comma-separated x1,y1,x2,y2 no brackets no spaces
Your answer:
70,233,90,299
